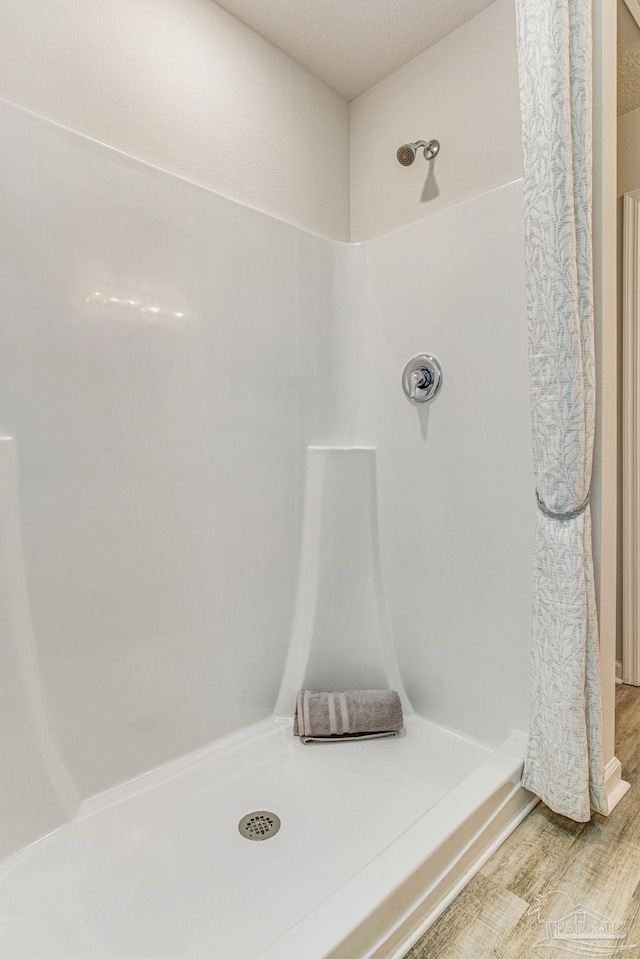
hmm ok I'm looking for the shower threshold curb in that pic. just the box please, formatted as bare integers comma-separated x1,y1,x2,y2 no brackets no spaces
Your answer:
256,731,534,959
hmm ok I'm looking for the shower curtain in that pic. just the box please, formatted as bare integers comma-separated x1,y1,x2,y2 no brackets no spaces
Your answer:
515,0,607,821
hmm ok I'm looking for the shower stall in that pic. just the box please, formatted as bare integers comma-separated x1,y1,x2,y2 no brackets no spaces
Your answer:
0,93,538,958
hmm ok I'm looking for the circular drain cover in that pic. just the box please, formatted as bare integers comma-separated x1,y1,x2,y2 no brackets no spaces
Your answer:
238,811,281,842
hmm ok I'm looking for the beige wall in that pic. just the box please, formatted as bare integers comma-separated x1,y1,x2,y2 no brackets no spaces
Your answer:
348,0,522,242
592,0,619,769
617,107,640,667
619,107,640,196
0,0,350,240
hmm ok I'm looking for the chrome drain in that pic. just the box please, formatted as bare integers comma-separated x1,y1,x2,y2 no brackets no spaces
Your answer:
238,811,281,842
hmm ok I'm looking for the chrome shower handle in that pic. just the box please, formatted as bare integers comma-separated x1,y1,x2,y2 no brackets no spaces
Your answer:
402,353,443,404
409,367,433,400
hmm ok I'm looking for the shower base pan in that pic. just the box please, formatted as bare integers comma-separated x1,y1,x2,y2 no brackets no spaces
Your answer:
0,716,535,959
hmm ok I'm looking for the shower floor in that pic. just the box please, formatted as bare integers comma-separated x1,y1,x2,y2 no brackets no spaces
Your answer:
0,716,532,959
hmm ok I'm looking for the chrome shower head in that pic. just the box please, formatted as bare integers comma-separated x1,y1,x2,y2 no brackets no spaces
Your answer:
397,143,417,166
396,139,440,166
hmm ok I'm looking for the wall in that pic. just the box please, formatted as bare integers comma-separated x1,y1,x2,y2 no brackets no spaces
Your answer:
348,0,522,241
0,98,534,835
616,106,640,667
0,0,619,846
0,0,349,241
0,0,534,861
592,0,619,770
0,99,340,802
352,182,534,744
345,0,531,741
347,0,620,771
0,438,78,860
619,107,640,197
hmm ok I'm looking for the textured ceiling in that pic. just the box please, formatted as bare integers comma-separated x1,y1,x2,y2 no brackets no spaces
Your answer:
619,0,640,116
213,0,496,101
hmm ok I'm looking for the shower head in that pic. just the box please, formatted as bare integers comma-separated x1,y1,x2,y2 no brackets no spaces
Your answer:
396,144,417,166
396,139,440,166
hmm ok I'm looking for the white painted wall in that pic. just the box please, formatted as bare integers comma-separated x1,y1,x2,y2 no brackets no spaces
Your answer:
349,0,523,241
0,0,349,241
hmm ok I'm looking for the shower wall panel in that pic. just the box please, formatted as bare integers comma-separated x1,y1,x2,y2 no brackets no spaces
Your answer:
0,98,533,824
0,438,78,860
0,100,339,797
352,181,535,745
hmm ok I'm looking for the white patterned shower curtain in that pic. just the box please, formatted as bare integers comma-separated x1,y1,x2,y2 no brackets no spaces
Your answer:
515,0,607,821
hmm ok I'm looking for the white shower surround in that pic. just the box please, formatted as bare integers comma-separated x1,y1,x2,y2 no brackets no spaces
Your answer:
0,100,536,956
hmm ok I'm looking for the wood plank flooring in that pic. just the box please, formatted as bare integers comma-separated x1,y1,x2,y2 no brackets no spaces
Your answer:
404,684,640,958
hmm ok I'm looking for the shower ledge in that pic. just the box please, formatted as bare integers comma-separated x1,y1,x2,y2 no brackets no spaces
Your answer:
0,716,535,959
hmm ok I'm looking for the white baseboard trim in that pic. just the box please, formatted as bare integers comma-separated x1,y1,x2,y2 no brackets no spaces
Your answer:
616,659,623,683
604,756,631,814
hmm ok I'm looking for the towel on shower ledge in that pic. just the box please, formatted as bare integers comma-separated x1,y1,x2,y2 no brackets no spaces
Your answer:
293,689,403,743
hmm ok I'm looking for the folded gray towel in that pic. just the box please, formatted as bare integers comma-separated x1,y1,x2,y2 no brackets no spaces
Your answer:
293,689,403,743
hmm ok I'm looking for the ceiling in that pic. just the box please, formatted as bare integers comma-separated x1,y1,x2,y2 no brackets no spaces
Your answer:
619,0,640,116
213,0,496,101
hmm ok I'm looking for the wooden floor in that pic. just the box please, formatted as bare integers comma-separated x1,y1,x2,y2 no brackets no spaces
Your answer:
405,684,640,958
